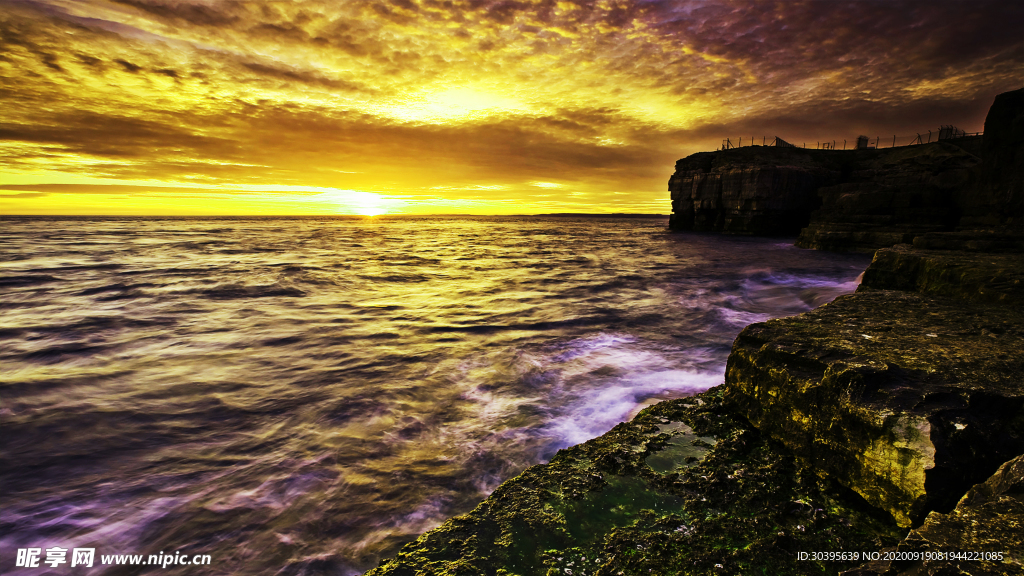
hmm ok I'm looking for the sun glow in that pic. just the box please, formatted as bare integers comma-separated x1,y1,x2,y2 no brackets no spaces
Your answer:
383,87,531,123
314,190,394,216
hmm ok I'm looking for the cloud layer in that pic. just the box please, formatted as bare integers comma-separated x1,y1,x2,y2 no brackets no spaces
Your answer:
2,0,1021,214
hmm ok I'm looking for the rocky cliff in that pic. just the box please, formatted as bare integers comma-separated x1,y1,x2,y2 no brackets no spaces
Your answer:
794,142,980,252
668,141,981,248
668,147,849,235
959,88,1024,229
669,87,1024,252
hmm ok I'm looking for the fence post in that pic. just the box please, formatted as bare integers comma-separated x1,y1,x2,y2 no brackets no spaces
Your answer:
892,135,896,147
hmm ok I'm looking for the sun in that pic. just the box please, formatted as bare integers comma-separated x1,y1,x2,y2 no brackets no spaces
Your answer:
313,189,393,216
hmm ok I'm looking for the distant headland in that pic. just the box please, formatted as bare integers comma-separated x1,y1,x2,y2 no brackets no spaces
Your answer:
668,88,1022,253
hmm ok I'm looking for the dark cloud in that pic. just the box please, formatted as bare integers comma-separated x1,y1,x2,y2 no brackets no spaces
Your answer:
644,0,1024,86
110,0,240,27
0,108,240,165
238,61,373,92
75,53,102,67
114,58,142,72
248,21,310,41
0,191,49,198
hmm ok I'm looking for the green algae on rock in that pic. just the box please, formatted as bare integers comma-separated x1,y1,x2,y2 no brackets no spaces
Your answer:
723,290,1024,528
366,389,904,576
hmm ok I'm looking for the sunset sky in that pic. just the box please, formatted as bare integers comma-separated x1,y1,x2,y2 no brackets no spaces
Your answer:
1,0,1021,215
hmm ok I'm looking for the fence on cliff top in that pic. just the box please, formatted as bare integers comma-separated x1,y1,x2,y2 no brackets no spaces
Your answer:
719,126,983,151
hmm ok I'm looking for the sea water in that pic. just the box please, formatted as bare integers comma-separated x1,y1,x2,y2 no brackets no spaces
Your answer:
0,216,869,574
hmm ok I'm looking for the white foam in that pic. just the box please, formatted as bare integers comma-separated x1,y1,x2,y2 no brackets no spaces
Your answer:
544,368,722,447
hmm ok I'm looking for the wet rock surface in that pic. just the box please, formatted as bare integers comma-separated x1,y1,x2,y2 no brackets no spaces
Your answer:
723,289,1024,527
842,454,1024,576
366,389,905,576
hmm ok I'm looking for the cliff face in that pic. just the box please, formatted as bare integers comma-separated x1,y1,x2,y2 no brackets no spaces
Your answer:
667,142,979,244
669,87,1024,251
723,284,1024,527
795,142,979,251
960,88,1024,229
668,147,847,236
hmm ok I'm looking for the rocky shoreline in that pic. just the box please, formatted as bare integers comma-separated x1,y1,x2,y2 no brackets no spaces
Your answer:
365,242,1023,576
366,89,1023,575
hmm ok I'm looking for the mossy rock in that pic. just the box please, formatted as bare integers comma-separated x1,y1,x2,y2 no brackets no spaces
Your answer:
367,389,904,575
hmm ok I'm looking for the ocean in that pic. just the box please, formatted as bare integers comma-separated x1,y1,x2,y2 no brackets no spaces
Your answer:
0,216,870,575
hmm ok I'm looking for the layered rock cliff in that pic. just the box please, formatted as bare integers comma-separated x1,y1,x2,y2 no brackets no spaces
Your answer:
668,141,981,248
667,147,848,235
669,87,1023,252
795,142,980,251
959,88,1024,229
